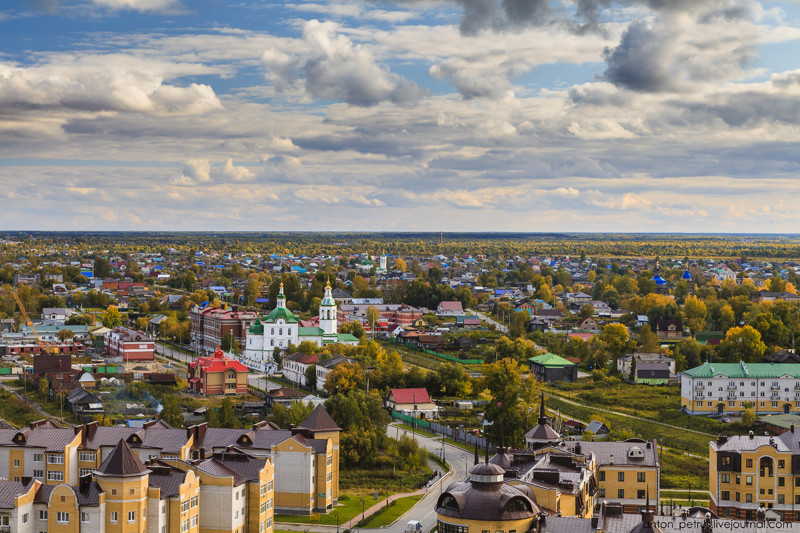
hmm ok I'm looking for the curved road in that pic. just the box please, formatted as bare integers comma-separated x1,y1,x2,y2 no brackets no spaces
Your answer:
280,423,469,533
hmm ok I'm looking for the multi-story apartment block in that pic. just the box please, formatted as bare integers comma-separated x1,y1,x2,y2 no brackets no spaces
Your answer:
682,362,800,415
0,420,82,485
190,306,258,356
710,429,800,521
165,446,274,533
0,406,339,518
104,326,155,362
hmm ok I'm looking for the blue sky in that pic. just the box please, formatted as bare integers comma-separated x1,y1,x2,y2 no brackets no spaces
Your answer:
1,0,800,231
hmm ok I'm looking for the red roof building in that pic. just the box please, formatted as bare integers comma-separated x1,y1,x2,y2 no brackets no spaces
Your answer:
104,326,154,361
386,388,439,419
188,346,249,395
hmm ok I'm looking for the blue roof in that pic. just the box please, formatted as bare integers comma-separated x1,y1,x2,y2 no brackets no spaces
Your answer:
255,298,270,303
651,275,667,285
549,260,557,266
682,270,692,280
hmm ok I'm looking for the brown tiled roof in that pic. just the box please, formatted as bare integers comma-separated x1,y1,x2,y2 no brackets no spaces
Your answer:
0,479,36,509
96,439,151,477
146,460,189,499
299,404,341,432
213,447,268,483
0,427,77,452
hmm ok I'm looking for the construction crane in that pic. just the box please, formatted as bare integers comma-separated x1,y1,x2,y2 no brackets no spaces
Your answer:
9,288,56,355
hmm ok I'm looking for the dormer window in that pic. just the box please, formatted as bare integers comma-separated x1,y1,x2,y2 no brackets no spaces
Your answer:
628,446,644,459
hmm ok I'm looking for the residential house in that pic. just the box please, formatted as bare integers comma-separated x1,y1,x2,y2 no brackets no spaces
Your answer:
529,353,578,383
191,305,258,356
655,319,683,340
282,352,319,387
188,346,249,395
635,362,672,385
616,353,675,376
385,388,439,419
576,316,598,331
437,301,464,316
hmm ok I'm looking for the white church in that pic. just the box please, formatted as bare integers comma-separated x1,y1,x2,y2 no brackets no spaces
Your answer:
242,281,359,373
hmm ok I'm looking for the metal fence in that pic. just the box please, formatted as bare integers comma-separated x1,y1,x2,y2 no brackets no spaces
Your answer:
391,410,491,450
385,338,483,365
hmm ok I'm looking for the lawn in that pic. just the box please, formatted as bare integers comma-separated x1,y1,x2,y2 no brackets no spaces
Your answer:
0,387,42,427
275,492,368,526
360,494,424,528
661,448,709,491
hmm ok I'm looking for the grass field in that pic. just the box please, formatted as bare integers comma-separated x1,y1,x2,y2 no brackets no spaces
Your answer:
359,495,424,528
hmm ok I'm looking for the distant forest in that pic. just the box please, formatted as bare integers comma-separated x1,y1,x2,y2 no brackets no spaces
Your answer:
4,231,800,259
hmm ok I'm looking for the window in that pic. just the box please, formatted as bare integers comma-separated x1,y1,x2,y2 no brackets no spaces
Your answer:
746,476,753,485
191,496,198,508
721,474,730,483
779,477,785,487
327,472,332,482
39,511,47,520
746,494,753,502
80,468,93,477
637,490,645,499
722,491,730,500
22,513,28,524
128,511,136,523
111,512,118,523
746,459,753,468
779,495,786,504
267,481,274,492
721,456,731,466
267,517,273,529
111,488,117,495
81,512,89,523
182,519,190,533
618,472,625,482
57,512,69,524
162,505,166,515
327,456,333,466
261,503,267,514
637,472,646,483
182,500,190,513
267,499,273,510
79,451,96,462
191,516,198,528
14,459,19,467
779,460,786,469
47,454,64,464
33,453,43,462
33,469,43,479
736,492,740,502
261,484,267,497
47,471,64,481
236,492,240,500
618,489,625,498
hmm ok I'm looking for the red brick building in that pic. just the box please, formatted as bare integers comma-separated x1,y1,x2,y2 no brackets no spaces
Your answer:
104,326,154,361
190,305,258,355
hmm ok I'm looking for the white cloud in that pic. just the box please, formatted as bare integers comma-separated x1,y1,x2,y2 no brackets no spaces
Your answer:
90,0,183,12
177,159,211,184
261,20,426,106
221,158,254,181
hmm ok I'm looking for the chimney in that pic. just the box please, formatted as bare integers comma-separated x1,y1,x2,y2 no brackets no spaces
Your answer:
717,434,728,445
199,448,206,460
609,454,614,465
85,421,98,440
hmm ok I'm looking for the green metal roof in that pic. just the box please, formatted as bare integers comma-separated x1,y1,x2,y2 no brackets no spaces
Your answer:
529,353,575,367
263,307,298,324
683,362,800,379
299,327,325,336
336,333,359,343
248,317,264,335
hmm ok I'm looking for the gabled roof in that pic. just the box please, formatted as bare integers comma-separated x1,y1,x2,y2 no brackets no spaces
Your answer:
529,353,576,367
96,439,150,478
389,388,432,404
299,404,341,432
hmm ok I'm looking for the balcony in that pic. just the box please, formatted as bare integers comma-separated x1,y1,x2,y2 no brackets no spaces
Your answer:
728,385,737,391
695,384,705,390
728,393,737,400
771,385,781,391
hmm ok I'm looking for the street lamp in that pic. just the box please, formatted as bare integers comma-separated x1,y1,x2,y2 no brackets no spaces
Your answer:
333,510,339,533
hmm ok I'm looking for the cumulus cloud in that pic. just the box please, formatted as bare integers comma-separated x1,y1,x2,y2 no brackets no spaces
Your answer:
602,2,758,92
261,20,426,106
176,159,211,184
221,158,254,181
0,58,222,116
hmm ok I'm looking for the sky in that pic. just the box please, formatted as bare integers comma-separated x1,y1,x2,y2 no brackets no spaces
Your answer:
1,0,800,232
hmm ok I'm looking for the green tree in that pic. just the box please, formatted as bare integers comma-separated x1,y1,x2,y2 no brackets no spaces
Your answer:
508,310,529,339
629,355,637,382
599,323,634,359
305,364,317,389
578,304,595,319
741,408,756,428
437,362,472,397
270,400,315,428
159,396,184,428
639,326,660,353
56,329,75,342
324,362,365,395
221,332,241,353
218,397,239,428
93,257,112,278
482,358,524,447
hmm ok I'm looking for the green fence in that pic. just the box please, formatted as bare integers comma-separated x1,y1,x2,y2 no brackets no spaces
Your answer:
0,368,12,375
391,410,432,429
386,339,483,365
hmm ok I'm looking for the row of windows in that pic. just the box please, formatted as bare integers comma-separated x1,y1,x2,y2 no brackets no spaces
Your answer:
696,401,797,408
110,511,142,523
721,491,800,504
699,381,800,387
597,471,647,482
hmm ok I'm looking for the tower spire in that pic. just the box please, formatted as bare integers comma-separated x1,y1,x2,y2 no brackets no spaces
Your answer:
538,392,548,425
